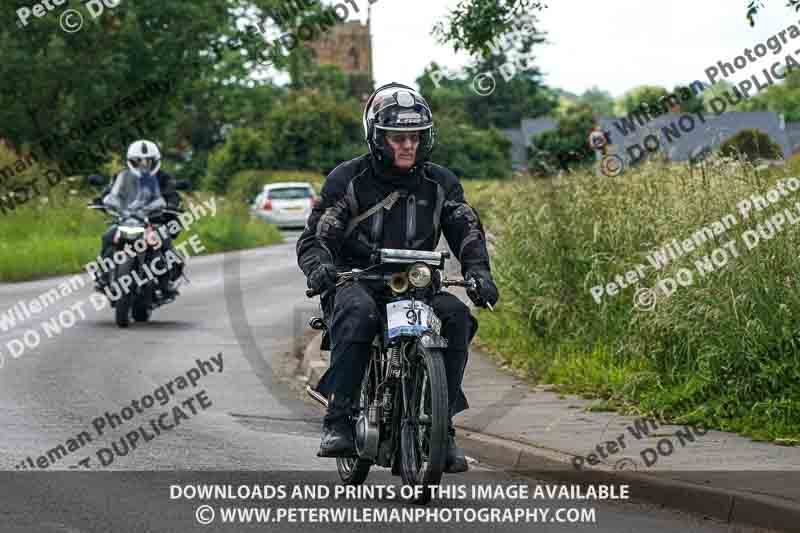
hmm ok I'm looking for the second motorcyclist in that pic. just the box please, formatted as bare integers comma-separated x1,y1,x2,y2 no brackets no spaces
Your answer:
94,140,183,299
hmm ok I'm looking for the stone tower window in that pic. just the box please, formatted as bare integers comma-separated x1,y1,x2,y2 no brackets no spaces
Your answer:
348,46,359,70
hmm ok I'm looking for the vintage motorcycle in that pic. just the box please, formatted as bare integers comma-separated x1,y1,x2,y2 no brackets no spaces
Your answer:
306,249,477,504
87,174,189,328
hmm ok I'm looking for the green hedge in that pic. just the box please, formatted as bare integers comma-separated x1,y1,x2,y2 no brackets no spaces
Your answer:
227,169,325,203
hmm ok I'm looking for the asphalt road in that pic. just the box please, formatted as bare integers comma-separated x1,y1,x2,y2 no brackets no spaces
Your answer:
0,234,778,532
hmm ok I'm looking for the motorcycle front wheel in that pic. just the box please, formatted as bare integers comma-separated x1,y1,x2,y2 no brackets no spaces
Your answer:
400,344,448,504
336,359,374,485
132,281,153,322
114,260,134,328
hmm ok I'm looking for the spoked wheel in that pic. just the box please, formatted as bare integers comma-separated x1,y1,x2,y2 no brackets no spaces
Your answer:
336,364,373,485
400,345,448,504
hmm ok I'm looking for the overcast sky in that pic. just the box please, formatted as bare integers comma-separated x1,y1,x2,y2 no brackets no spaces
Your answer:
360,0,797,97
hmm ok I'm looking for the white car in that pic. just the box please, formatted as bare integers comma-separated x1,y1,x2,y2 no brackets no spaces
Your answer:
250,182,318,228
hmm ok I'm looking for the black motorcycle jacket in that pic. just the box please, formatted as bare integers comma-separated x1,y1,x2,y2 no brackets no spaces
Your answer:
297,155,492,278
149,170,181,225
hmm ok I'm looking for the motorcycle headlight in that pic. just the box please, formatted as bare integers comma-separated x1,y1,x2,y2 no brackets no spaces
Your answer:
407,263,432,288
119,226,146,237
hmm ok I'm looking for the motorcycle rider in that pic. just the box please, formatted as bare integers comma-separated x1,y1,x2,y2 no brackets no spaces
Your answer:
296,83,499,473
94,140,183,298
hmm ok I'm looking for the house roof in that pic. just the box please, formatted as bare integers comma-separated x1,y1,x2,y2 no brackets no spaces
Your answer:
598,111,793,162
499,112,795,170
500,128,527,169
786,122,800,154
520,118,558,144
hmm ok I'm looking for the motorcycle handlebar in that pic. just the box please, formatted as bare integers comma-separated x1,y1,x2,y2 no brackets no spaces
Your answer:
305,271,474,298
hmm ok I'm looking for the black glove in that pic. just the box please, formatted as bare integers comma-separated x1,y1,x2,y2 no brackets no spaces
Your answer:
466,270,499,308
308,263,338,294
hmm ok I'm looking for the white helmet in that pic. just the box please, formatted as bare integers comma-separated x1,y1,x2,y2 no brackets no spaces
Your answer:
126,139,161,177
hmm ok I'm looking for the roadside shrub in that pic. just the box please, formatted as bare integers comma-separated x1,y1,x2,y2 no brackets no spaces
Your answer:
529,104,595,175
173,150,209,187
720,129,784,161
433,115,513,179
227,169,324,203
265,89,363,173
204,128,273,194
0,142,39,193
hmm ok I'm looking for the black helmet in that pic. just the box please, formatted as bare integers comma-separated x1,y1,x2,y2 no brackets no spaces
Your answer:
363,82,436,169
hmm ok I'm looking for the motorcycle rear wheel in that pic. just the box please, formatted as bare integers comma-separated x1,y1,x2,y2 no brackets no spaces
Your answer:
400,345,448,504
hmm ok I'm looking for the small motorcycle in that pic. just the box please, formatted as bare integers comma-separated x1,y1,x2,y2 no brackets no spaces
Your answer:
87,174,189,328
306,249,477,504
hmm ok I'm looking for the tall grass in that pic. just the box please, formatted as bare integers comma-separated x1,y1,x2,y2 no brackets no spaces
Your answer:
477,158,800,442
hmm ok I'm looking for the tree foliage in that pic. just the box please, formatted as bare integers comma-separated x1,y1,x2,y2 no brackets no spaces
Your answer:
204,87,363,193
615,85,670,116
720,129,784,160
529,104,596,175
578,87,615,117
746,0,800,25
737,69,800,121
433,0,547,57
433,114,513,179
417,15,557,129
1,0,284,175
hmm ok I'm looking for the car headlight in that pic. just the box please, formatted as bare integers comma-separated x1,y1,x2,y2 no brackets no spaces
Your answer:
407,263,432,288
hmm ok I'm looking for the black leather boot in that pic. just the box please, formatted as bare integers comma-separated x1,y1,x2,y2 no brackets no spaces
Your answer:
444,427,468,473
317,397,356,458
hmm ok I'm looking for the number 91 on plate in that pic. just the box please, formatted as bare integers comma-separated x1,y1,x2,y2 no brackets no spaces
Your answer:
386,300,442,339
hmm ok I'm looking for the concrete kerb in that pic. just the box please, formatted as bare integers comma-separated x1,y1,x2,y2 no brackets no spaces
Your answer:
300,331,800,532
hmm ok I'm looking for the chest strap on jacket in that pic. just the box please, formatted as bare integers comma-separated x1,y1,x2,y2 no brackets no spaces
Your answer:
343,190,401,239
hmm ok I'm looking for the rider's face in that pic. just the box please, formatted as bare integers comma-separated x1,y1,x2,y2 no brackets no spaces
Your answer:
385,131,420,170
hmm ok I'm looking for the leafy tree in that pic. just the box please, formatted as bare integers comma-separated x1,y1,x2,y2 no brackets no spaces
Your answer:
615,85,670,116
671,84,705,114
417,13,557,129
205,88,364,191
746,0,800,25
433,114,513,179
0,0,281,176
701,80,739,109
529,104,596,175
720,129,784,160
578,86,615,117
205,128,273,194
266,89,363,173
433,0,547,57
737,69,800,121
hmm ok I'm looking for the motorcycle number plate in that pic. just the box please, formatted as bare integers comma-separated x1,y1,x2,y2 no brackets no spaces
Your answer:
386,300,441,339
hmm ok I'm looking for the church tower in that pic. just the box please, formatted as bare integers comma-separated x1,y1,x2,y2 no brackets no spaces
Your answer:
306,6,374,83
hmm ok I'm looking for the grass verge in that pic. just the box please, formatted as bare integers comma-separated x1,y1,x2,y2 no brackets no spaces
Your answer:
0,192,283,282
471,159,800,442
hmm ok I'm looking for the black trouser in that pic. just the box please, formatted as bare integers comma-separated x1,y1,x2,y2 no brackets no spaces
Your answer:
315,281,477,425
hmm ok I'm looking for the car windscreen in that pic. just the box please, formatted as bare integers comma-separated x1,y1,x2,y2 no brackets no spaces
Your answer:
268,187,312,200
